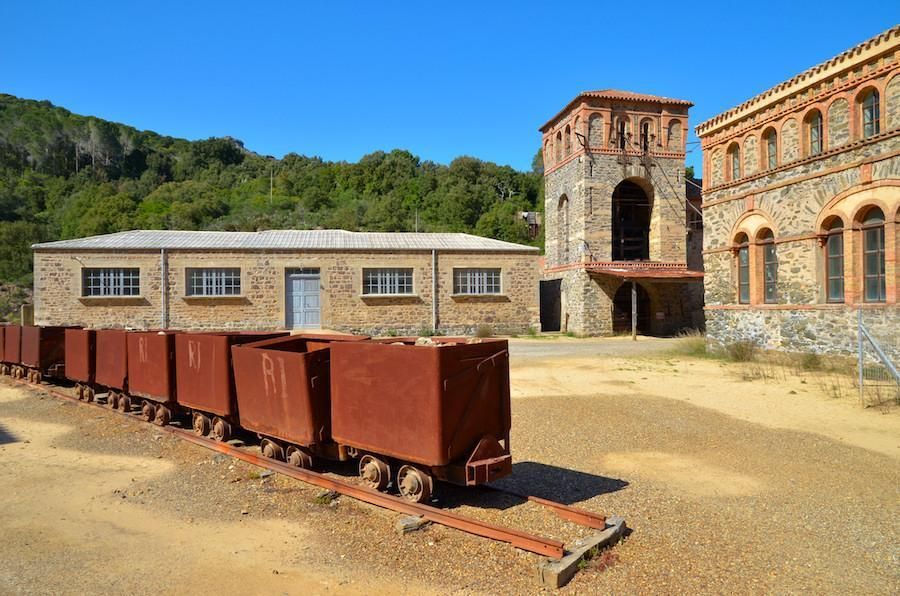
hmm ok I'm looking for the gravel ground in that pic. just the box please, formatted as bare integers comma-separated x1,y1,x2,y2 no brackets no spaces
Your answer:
1,343,898,595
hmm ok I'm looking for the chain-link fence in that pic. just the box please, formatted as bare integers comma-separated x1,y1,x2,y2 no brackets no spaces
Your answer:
857,308,899,407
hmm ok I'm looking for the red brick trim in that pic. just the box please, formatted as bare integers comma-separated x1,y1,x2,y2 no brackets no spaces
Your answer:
705,303,895,311
702,139,900,207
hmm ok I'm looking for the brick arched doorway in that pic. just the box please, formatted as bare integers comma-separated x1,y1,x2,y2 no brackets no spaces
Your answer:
612,180,651,260
612,282,651,334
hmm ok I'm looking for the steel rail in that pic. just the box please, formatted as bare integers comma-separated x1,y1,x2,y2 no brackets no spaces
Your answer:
7,378,569,559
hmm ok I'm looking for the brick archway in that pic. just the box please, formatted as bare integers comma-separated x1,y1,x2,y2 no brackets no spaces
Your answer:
612,179,651,260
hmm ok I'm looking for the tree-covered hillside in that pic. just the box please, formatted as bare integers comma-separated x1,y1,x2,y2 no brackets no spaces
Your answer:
0,94,544,295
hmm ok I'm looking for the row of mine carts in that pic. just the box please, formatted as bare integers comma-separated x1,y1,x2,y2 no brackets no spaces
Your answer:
0,323,512,502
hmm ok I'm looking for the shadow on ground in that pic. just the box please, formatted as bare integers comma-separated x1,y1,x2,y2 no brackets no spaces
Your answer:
0,422,20,445
439,461,628,511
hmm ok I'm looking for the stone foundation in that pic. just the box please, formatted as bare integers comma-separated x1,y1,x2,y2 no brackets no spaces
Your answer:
706,307,899,360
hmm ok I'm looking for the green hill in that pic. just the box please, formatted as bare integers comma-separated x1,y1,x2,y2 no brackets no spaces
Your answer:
0,93,544,318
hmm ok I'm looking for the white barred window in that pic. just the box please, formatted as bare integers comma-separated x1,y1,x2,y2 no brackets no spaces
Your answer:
453,268,501,295
82,268,141,297
186,268,241,296
362,268,413,295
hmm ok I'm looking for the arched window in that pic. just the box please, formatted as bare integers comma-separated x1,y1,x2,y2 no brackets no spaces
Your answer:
861,90,880,138
735,233,750,304
558,195,570,262
823,217,844,303
727,143,741,181
861,207,886,302
640,120,652,152
759,229,777,304
543,140,551,166
617,120,627,150
555,132,562,163
806,110,823,156
764,128,778,170
667,120,681,151
564,125,572,156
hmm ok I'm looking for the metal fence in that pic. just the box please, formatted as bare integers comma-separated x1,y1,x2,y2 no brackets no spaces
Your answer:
857,308,900,407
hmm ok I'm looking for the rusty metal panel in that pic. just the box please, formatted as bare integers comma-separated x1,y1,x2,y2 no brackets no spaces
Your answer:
231,334,367,446
127,331,179,403
21,325,70,374
330,338,512,468
0,325,5,363
65,329,96,384
95,329,128,390
3,324,21,364
174,331,287,418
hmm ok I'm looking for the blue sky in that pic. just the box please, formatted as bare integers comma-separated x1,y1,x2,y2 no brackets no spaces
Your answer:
2,2,898,174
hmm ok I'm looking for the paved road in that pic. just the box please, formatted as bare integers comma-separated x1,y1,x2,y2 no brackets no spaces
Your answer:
508,335,680,360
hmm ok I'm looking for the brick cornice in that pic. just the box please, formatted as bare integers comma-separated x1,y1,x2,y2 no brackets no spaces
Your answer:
704,233,818,254
702,136,900,208
705,302,895,311
543,146,687,177
699,62,897,149
696,25,900,137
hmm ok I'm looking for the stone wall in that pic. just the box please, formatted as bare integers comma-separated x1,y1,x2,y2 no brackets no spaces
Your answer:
828,98,850,148
543,158,585,267
33,249,540,336
706,306,899,360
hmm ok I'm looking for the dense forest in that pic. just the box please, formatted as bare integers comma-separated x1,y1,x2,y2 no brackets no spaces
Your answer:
0,93,545,316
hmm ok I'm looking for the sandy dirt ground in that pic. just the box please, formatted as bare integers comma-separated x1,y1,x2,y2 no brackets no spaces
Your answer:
0,388,431,596
0,336,898,594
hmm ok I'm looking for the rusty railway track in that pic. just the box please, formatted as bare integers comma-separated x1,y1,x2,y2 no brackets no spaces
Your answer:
6,377,612,560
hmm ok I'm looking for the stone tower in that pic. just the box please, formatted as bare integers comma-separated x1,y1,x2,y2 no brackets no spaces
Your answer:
539,90,704,336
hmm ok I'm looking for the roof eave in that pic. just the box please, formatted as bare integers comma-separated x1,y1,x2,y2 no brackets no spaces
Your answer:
695,24,900,137
539,91,694,132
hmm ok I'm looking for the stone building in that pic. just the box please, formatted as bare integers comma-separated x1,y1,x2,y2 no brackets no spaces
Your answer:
539,90,704,335
31,229,540,335
697,25,900,355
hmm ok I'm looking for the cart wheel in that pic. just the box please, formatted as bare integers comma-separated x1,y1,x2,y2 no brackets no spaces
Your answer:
261,439,284,461
210,417,231,442
154,405,171,427
107,392,119,409
359,455,391,491
141,401,156,422
397,465,433,503
193,413,211,436
287,446,314,470
118,394,131,413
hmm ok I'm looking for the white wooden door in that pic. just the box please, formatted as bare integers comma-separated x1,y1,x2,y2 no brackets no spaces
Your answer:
286,269,321,329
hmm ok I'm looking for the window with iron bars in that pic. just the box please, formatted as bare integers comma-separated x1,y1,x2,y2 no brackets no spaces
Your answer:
186,268,241,296
362,268,414,295
453,268,501,295
81,268,141,297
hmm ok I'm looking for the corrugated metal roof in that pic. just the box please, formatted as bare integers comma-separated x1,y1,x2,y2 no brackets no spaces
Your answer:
32,229,540,253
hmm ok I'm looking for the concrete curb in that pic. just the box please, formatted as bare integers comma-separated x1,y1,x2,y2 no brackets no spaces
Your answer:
536,515,627,589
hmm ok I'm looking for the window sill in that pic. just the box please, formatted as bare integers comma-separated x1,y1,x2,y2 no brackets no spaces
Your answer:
450,293,510,302
79,296,148,306
359,294,423,304
182,295,249,304
360,293,419,299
